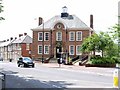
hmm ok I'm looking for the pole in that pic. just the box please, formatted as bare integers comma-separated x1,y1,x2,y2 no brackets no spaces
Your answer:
66,27,68,64
42,21,44,63
113,64,120,88
50,30,52,57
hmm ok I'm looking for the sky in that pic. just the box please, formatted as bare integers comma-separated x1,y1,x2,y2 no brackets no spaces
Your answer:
0,0,119,41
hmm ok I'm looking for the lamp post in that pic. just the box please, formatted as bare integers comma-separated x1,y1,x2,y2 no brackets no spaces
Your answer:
65,27,68,64
50,29,52,57
42,21,44,63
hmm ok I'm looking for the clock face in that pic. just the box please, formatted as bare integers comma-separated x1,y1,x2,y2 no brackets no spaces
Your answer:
56,24,62,29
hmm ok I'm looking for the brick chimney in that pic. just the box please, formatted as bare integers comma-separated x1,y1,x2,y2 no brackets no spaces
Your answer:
90,14,93,29
19,34,23,37
24,33,27,36
7,39,9,41
10,37,13,41
15,37,17,40
38,17,43,26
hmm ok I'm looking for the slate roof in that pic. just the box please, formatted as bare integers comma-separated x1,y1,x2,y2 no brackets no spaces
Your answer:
32,15,91,31
0,35,32,47
12,35,32,44
0,40,14,47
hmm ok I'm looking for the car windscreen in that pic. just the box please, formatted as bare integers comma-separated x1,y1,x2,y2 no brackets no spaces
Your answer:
23,58,32,62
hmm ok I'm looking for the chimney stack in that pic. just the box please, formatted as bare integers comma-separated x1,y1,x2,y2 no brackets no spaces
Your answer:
19,34,23,37
24,33,27,36
15,37,17,40
90,14,93,29
10,37,13,41
7,39,9,41
38,17,43,26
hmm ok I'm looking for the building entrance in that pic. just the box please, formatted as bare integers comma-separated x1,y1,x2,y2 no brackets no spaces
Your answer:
56,47,62,58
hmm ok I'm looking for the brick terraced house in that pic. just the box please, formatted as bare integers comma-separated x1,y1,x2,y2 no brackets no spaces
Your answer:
0,33,32,61
31,6,94,62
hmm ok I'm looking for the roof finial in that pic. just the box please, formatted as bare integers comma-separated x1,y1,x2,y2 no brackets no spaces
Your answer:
62,6,68,13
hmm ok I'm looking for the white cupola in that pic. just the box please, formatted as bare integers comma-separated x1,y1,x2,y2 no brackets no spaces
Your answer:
62,6,68,13
61,6,69,18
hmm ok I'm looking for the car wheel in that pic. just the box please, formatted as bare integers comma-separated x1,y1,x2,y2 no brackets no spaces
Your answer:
24,64,27,67
19,64,24,67
32,64,34,68
18,64,20,67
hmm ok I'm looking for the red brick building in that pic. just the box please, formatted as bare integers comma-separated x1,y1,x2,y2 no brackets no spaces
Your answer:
31,6,93,61
0,33,32,61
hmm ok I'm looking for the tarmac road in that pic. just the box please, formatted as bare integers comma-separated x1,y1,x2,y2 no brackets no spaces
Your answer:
0,61,117,89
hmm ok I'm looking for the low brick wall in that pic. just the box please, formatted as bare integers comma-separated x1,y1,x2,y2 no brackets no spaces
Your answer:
85,64,116,68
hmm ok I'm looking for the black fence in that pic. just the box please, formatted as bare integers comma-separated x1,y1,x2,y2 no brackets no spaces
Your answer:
0,72,5,89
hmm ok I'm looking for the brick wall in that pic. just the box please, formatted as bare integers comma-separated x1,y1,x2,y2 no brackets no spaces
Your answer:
31,23,91,60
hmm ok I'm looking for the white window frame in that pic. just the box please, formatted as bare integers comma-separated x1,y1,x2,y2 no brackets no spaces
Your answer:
56,32,62,41
69,45,74,55
76,31,82,41
17,44,21,50
76,45,82,55
38,45,42,54
38,32,43,41
26,43,30,50
69,32,75,41
44,45,49,54
44,32,49,41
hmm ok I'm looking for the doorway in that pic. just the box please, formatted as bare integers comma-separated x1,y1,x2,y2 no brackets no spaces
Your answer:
56,47,62,58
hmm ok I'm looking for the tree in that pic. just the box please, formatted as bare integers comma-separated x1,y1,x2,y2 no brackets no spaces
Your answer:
81,33,99,53
109,24,120,62
0,0,4,21
81,32,115,57
109,24,120,40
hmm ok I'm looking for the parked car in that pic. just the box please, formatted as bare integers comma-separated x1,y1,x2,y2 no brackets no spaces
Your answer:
0,57,3,61
17,57,35,68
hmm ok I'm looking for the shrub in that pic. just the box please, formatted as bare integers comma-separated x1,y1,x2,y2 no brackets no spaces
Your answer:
111,56,120,63
90,56,116,64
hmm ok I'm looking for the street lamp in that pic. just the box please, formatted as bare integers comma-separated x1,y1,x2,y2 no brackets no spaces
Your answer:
50,29,52,58
65,27,69,64
42,21,44,63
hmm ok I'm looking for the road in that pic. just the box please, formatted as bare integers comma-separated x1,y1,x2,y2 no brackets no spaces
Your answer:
0,61,116,89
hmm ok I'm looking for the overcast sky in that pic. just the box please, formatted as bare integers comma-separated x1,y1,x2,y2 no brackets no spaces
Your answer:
0,0,119,41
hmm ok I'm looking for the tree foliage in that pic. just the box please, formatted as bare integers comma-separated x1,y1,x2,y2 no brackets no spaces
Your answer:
81,32,115,57
108,24,120,40
109,24,120,60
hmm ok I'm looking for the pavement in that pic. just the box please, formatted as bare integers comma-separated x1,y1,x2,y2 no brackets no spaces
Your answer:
35,62,115,77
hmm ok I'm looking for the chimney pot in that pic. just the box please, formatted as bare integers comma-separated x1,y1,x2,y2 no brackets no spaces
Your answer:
24,33,27,36
15,37,17,39
7,39,9,41
19,34,23,37
10,37,13,41
38,17,43,26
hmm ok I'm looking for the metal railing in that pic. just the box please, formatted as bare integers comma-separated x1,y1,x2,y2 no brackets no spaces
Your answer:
0,72,5,90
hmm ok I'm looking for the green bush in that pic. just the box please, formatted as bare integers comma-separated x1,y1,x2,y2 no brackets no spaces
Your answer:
111,56,120,63
90,56,116,64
